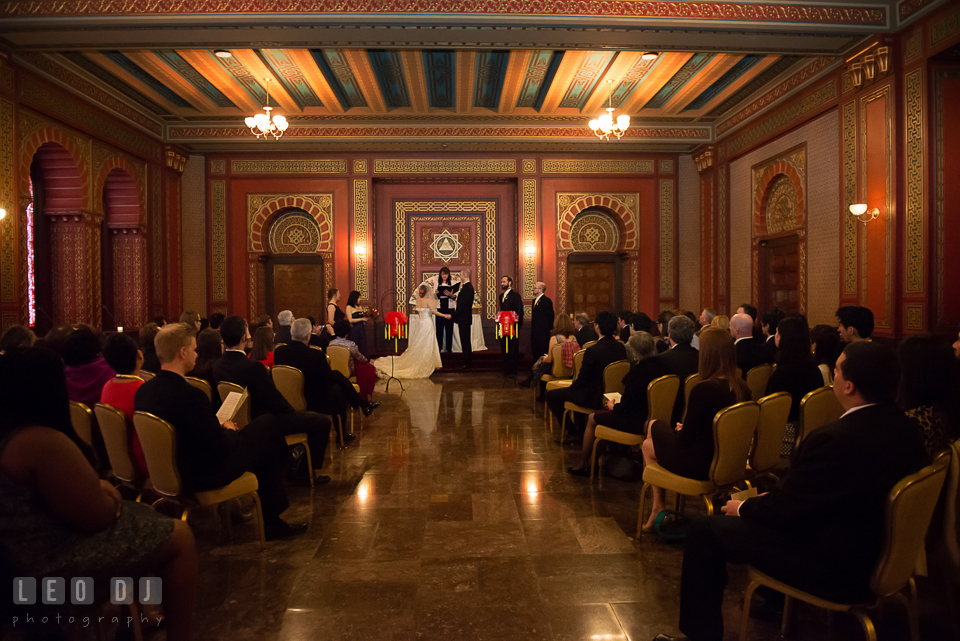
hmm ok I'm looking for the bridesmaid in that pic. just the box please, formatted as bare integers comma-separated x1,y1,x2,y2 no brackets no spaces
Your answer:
325,288,345,336
345,290,368,357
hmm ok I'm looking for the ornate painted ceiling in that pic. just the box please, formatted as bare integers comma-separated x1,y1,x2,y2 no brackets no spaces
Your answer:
0,0,947,152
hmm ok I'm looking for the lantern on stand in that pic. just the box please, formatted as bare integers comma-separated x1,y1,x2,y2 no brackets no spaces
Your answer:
495,311,519,352
384,311,408,352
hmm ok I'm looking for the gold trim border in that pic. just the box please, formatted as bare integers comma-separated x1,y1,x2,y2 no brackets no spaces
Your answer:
521,179,537,299
354,179,370,301
375,159,515,173
231,160,346,174
542,159,654,174
904,68,924,295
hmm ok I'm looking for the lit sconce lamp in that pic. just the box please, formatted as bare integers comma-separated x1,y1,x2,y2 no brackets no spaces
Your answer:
354,245,366,256
863,55,876,81
849,203,880,223
851,63,863,88
0,207,6,221
117,326,124,333
876,47,890,74
524,244,536,256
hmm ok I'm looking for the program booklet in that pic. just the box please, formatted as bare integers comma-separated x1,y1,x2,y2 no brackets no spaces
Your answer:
216,389,248,425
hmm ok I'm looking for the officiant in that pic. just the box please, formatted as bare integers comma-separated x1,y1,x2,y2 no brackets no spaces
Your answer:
436,266,460,353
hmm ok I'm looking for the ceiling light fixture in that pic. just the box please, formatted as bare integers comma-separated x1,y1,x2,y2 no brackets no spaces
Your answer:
214,50,233,58
641,52,659,61
849,203,879,223
588,79,630,141
245,77,288,140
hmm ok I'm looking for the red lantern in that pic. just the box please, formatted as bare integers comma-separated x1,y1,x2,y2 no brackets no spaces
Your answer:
384,312,408,351
495,311,519,351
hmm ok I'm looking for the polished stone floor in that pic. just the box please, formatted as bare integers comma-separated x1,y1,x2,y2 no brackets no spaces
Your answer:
185,372,949,641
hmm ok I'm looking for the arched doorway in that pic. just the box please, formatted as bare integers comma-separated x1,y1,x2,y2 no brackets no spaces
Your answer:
565,209,624,318
262,209,326,321
101,167,146,330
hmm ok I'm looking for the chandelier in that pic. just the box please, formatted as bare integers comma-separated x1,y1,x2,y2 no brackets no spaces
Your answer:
245,78,288,140
588,79,630,141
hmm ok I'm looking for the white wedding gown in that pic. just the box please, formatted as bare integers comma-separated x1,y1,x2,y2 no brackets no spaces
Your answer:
373,307,443,379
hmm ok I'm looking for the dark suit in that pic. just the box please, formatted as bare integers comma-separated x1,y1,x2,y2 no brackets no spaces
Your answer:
735,337,768,379
575,325,599,347
677,403,926,641
274,341,362,433
763,335,778,364
134,370,291,524
546,336,628,430
453,281,476,367
530,295,555,361
499,288,524,376
212,351,330,464
653,342,700,425
141,349,161,374
436,280,459,353
274,325,292,345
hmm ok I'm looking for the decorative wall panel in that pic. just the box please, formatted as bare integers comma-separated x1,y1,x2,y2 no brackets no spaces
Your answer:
521,178,537,299
247,194,333,254
210,159,225,174
374,159,515,173
934,68,960,330
354,179,370,300
151,165,162,309
718,167,728,305
678,155,701,313
860,84,894,330
0,99,14,305
841,100,858,297
231,159,346,174
210,180,226,301
904,68,924,296
111,230,146,328
659,179,675,300
268,212,322,254
542,160,654,174
751,144,807,237
571,213,619,252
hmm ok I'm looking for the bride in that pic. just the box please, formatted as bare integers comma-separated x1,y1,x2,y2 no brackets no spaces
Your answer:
373,282,450,379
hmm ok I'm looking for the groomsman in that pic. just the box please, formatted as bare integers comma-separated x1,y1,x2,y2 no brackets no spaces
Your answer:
454,268,476,370
530,281,554,362
499,275,524,378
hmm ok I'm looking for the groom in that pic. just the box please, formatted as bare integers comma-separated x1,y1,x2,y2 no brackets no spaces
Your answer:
453,268,475,370
499,275,524,378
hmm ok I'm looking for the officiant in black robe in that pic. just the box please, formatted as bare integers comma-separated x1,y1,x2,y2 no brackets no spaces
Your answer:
436,266,459,353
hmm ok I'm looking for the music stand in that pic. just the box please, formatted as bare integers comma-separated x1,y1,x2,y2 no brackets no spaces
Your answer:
379,289,405,394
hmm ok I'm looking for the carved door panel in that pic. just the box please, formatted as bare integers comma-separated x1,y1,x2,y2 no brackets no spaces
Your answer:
760,235,799,315
267,259,325,321
566,259,620,319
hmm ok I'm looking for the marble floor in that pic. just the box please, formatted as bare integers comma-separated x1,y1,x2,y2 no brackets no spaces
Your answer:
185,372,950,641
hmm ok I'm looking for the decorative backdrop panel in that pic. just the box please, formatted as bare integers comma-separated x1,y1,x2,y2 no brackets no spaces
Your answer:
247,193,333,254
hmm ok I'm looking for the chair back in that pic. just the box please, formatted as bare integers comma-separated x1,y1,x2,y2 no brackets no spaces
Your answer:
684,373,700,408
68,401,94,447
571,350,586,380
603,360,631,395
185,376,212,402
870,450,950,597
139,370,155,381
818,362,833,386
132,411,182,496
216,381,250,428
799,386,843,444
647,375,680,426
942,439,960,573
581,340,598,351
710,401,761,487
94,403,140,484
272,365,307,411
751,392,792,473
549,341,573,378
327,344,352,378
746,363,773,402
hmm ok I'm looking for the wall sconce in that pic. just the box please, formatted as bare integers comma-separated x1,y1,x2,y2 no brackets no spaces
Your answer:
0,208,6,221
851,63,863,88
849,203,880,223
876,47,890,74
354,245,366,256
524,244,536,256
863,55,876,81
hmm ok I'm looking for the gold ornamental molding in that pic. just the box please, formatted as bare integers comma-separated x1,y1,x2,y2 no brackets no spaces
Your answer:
247,193,333,254
904,68,925,296
659,179,675,300
0,98,15,305
374,159,516,173
231,159,346,174
353,179,370,301
521,179,538,299
542,159,654,174
841,100,858,297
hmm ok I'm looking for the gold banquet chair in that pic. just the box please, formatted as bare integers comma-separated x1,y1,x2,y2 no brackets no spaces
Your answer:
216,381,251,429
535,342,573,412
69,400,95,449
637,401,760,539
560,359,630,446
326,343,360,435
132,411,266,550
544,349,585,431
139,370,155,381
747,392,792,484
185,376,212,402
798,385,843,445
95,403,147,500
739,450,951,641
581,339,598,351
271,364,331,468
682,373,700,422
745,363,774,402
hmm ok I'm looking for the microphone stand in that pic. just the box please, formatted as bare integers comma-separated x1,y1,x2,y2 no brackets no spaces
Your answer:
378,288,404,393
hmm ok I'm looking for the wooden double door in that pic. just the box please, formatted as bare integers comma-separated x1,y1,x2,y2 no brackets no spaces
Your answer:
266,257,326,321
759,235,800,315
566,255,623,318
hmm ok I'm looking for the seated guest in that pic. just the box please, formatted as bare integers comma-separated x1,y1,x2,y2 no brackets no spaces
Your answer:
0,325,36,355
139,322,162,373
213,316,333,472
150,315,166,327
641,328,749,531
43,325,74,357
135,323,307,540
274,310,293,345
62,327,116,409
761,308,784,362
765,315,824,454
681,311,701,350
0,347,196,640
655,342,926,641
836,304,874,344
737,302,761,340
307,315,332,351
574,312,599,347
710,315,729,331
655,310,675,354
209,312,226,330
198,317,209,332
698,308,716,334
730,313,767,379
654,315,700,425
520,313,577,391
330,319,377,400
178,310,201,334
187,327,224,409
250,325,275,369
569,332,667,475
898,334,959,459
618,311,633,343
810,323,842,384
275,319,379,436
100,332,149,474
546,312,627,439
631,312,653,336
625,329,652,365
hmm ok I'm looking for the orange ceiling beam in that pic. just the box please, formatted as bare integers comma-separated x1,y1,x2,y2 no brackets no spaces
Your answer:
228,49,301,114
618,52,695,114
122,51,222,113
339,49,387,113
175,50,262,113
537,51,586,114
456,50,476,115
498,50,531,115
659,53,744,116
400,50,430,113
581,51,644,116
284,49,345,114
688,55,783,116
83,51,188,114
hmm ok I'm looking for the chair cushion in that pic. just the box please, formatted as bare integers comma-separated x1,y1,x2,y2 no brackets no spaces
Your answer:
564,402,594,415
642,463,715,496
545,380,573,391
194,471,259,507
595,425,644,446
285,433,308,447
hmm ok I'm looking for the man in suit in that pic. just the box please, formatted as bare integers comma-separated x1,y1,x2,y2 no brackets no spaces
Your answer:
730,313,768,381
546,311,627,440
274,318,380,442
530,281,555,362
655,310,675,354
499,275,524,378
653,315,700,425
453,268,476,370
760,307,784,363
274,310,293,345
836,304,874,345
213,316,333,476
654,342,926,641
574,313,599,347
134,323,307,541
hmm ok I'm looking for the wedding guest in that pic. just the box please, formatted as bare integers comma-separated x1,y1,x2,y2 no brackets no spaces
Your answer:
710,315,730,331
44,325,74,358
307,315,331,351
654,315,700,425
249,325,275,369
345,290,368,357
530,281,555,361
730,313,766,380
100,332,148,473
331,319,377,400
898,334,960,459
178,310,201,334
150,315,166,328
811,323,842,384
209,312,226,330
618,311,633,343
761,308,784,362
630,312,653,335
274,310,293,345
325,288,345,336
765,315,824,454
655,310,675,353
699,308,716,330
521,313,577,392
574,312,598,347
139,322,162,373
836,305,873,344
436,267,459,353
62,327,115,409
186,328,223,409
0,325,35,355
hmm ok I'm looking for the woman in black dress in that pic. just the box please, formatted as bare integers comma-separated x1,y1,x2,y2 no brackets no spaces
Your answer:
640,327,749,531
345,290,368,357
325,288,345,337
766,315,825,455
435,266,460,353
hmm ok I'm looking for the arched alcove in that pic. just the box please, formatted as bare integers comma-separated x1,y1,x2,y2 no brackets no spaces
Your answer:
566,208,623,318
102,167,146,329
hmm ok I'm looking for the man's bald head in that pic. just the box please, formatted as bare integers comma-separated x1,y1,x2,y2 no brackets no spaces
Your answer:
730,314,754,340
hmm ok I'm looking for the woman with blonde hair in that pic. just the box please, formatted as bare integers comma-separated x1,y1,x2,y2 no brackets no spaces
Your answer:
710,314,730,331
522,313,578,394
639,328,749,531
